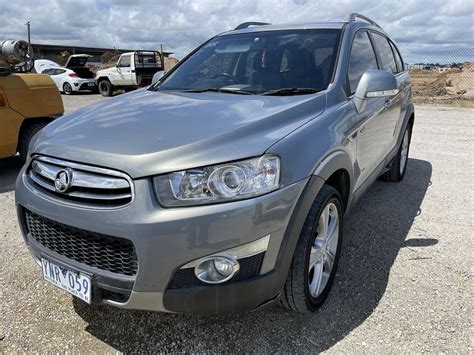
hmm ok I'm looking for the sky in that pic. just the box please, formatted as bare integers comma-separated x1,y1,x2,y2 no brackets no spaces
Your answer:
1,0,473,63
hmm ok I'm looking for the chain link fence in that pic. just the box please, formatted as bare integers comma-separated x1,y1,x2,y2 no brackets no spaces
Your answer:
398,47,474,103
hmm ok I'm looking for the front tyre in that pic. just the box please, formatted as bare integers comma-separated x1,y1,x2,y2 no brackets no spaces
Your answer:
98,80,113,97
281,185,343,313
381,124,412,182
63,82,73,95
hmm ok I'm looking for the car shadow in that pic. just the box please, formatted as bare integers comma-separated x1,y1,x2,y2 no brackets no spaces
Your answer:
73,158,433,352
0,156,23,194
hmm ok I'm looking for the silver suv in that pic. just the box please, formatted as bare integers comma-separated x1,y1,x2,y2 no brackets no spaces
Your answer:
16,14,413,314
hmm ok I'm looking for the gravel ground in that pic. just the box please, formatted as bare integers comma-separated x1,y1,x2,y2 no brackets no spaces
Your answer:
1,94,472,352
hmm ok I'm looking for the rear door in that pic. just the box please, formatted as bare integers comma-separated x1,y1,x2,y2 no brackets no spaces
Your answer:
389,39,411,148
369,32,403,155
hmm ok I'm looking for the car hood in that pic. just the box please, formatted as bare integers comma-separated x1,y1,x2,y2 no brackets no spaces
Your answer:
33,89,326,178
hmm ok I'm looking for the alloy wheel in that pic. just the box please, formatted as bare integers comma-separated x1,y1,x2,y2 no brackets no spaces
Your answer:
63,83,72,95
308,202,339,298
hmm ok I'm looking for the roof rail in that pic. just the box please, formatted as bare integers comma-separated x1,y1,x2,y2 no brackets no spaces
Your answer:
349,13,381,28
234,22,271,30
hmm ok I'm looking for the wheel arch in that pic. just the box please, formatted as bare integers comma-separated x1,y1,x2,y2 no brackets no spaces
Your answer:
324,169,351,212
96,76,110,83
312,149,354,212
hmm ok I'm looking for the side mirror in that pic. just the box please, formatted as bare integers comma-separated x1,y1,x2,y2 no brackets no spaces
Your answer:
353,70,398,113
152,70,166,84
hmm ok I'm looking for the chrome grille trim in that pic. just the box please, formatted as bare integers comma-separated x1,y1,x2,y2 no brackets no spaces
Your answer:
26,156,134,208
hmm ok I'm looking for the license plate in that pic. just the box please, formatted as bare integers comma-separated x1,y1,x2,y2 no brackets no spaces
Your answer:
41,258,92,304
87,83,95,86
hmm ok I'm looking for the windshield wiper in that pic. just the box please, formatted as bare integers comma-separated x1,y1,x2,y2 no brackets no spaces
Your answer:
261,88,321,96
181,88,254,95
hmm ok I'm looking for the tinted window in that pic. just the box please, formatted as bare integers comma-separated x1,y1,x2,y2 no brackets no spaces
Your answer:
389,41,404,73
371,33,397,74
118,55,131,67
157,29,341,94
348,31,378,94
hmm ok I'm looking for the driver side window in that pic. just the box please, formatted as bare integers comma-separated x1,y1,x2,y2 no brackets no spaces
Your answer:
118,55,131,68
348,31,378,95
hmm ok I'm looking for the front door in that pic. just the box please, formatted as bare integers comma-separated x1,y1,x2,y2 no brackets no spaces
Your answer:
116,55,133,85
347,30,392,190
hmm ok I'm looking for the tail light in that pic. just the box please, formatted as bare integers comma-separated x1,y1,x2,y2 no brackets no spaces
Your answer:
68,73,78,77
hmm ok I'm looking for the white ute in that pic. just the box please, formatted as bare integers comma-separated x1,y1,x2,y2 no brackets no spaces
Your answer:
95,51,164,96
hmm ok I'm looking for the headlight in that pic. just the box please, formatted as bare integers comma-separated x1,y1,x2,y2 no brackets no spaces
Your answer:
154,155,280,207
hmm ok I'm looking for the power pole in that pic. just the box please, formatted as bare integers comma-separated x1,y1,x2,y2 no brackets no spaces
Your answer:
25,21,31,43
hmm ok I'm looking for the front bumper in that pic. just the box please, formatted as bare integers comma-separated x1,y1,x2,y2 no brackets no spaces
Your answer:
16,162,308,313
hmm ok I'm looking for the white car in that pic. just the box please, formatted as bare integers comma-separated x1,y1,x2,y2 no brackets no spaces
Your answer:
42,54,96,95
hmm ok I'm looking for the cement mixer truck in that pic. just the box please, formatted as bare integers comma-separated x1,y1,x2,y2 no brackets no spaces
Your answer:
0,40,64,161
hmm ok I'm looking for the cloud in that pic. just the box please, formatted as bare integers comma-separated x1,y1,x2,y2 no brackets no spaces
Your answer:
1,0,472,59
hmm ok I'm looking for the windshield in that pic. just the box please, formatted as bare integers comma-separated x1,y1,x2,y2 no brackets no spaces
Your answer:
154,29,341,95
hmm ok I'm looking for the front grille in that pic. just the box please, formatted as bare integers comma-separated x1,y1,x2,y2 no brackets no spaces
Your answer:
24,209,138,276
27,156,133,208
167,252,265,289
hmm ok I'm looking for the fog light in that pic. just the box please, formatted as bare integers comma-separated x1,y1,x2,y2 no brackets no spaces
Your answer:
195,255,240,284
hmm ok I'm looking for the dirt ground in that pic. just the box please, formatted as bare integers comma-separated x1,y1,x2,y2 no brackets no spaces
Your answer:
410,62,474,106
1,95,472,352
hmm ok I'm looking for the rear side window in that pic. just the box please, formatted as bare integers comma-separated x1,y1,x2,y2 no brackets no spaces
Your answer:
137,55,157,64
348,31,378,94
371,33,397,74
50,69,65,75
389,41,404,73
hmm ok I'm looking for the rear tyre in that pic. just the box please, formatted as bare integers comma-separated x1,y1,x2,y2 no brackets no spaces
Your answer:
98,80,113,97
63,82,73,95
281,185,343,313
381,124,412,182
18,122,49,162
